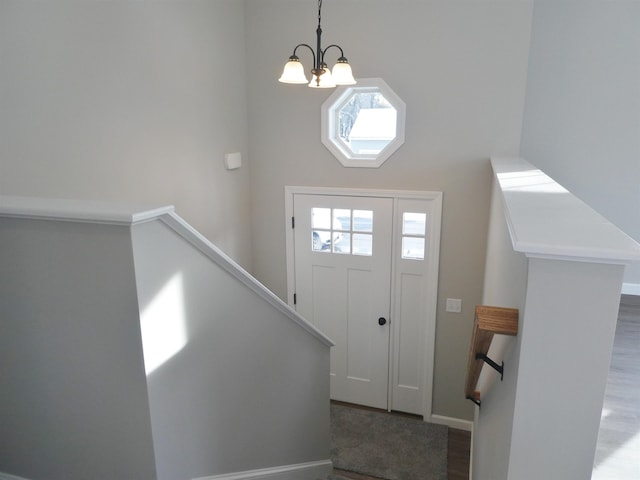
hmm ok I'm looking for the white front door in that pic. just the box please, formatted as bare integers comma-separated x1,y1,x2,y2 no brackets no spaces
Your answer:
293,194,394,409
287,187,442,417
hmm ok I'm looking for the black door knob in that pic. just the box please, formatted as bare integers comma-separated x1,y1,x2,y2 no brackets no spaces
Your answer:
378,317,387,326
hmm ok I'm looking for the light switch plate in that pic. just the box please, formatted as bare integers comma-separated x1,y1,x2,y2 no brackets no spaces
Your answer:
446,298,462,313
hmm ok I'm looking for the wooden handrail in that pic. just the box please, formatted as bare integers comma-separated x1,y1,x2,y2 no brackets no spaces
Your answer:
465,305,519,405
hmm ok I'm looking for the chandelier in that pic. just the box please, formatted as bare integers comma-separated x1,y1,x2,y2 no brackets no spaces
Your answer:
278,0,356,89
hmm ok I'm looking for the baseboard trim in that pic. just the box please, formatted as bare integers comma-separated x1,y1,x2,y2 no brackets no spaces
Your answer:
192,459,333,480
622,282,640,296
0,473,30,480
430,414,474,432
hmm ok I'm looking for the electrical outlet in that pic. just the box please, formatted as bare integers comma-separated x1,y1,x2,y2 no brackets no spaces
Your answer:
446,298,462,313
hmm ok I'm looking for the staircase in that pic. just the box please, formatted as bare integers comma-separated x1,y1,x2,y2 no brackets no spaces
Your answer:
0,196,334,480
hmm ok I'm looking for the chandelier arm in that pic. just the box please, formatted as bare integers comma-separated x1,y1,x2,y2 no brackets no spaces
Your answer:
321,44,346,60
292,43,317,70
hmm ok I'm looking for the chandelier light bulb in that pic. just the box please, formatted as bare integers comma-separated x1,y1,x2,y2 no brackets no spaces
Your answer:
331,58,356,85
279,56,309,84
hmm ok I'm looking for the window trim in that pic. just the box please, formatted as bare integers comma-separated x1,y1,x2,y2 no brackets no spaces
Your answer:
321,78,406,168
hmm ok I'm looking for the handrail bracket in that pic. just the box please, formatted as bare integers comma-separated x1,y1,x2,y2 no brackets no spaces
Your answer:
464,305,518,407
475,353,504,380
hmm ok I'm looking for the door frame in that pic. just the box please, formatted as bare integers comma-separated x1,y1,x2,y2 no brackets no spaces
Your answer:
284,186,443,421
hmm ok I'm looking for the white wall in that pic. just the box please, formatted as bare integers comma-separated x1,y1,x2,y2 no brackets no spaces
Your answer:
245,0,534,421
132,218,332,480
0,200,333,480
0,217,157,480
520,0,640,288
0,0,253,268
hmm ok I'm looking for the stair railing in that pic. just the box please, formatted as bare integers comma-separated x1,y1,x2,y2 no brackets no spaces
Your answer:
465,305,519,406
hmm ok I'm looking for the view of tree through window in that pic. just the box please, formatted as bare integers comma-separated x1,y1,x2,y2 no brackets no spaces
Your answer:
321,78,406,167
338,92,397,155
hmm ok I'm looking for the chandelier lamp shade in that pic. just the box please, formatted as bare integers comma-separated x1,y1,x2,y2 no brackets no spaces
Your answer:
278,0,356,89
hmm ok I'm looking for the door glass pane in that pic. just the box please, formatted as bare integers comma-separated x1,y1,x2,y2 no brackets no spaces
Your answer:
334,232,351,254
334,209,351,231
353,210,373,232
312,208,331,229
310,207,373,256
353,233,373,256
312,231,330,252
312,208,332,252
402,212,426,235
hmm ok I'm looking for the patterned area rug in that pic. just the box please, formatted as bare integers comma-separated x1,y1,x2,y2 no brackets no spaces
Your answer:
330,404,448,480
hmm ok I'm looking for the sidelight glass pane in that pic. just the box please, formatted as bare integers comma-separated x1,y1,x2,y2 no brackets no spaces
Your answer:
402,237,425,260
403,212,426,235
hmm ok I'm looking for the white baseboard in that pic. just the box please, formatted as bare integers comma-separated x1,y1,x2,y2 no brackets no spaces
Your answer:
622,283,640,296
192,459,333,480
430,413,474,432
2,461,334,480
0,473,30,480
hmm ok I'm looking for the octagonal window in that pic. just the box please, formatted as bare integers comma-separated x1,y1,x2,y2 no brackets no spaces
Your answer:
321,78,406,168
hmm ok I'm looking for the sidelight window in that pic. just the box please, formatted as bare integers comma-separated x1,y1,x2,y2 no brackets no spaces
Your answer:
401,212,427,260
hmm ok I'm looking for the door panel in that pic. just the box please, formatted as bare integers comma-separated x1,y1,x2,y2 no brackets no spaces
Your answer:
288,189,441,417
293,194,393,409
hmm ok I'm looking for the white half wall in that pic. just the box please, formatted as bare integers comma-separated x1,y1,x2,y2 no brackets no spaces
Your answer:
132,216,333,480
0,215,157,480
472,158,640,480
0,197,334,480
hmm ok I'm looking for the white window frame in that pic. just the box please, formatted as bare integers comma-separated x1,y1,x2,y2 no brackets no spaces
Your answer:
321,78,406,168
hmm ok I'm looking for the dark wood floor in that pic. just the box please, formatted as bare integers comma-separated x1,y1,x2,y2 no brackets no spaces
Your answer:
447,428,471,480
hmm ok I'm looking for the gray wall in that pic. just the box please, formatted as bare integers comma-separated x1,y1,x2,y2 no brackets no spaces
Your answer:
245,0,534,421
7,0,636,425
132,219,331,480
0,218,156,480
0,0,253,268
521,0,640,286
